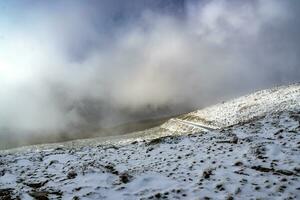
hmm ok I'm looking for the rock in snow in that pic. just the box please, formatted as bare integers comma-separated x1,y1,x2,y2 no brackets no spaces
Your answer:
0,84,300,199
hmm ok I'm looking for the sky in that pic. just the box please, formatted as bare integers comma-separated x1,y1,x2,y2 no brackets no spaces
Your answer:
0,0,299,141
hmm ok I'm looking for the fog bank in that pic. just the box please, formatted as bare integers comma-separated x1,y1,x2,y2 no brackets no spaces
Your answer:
0,0,299,142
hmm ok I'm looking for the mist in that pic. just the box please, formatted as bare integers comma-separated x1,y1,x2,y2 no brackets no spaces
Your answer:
0,0,300,146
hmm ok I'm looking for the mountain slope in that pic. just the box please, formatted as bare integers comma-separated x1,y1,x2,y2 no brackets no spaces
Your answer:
162,84,300,133
0,84,299,200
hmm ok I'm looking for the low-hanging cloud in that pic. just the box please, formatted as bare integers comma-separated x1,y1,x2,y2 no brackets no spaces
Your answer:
0,0,299,143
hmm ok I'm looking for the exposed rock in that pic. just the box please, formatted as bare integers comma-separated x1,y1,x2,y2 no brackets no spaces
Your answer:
0,188,14,200
119,172,131,184
29,191,49,200
67,170,78,179
24,180,48,188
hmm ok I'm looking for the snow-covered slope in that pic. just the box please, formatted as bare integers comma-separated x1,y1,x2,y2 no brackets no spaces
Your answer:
162,84,300,133
0,84,299,200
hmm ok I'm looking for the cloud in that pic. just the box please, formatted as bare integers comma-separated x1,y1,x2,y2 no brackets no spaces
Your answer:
0,0,299,143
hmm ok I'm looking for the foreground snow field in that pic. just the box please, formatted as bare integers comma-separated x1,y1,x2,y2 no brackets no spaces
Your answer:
0,84,300,200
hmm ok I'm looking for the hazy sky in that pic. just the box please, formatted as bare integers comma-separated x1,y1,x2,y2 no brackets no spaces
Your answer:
0,0,299,137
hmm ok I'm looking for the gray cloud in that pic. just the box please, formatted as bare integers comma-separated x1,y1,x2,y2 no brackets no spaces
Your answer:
0,0,299,143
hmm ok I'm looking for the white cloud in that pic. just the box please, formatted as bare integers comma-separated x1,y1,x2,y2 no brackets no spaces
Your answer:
0,0,299,139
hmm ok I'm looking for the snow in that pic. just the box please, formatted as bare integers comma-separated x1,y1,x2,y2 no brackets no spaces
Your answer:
170,84,300,130
0,84,299,199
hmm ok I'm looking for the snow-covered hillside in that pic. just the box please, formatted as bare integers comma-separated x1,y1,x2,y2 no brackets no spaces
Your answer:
162,84,300,133
0,84,299,200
